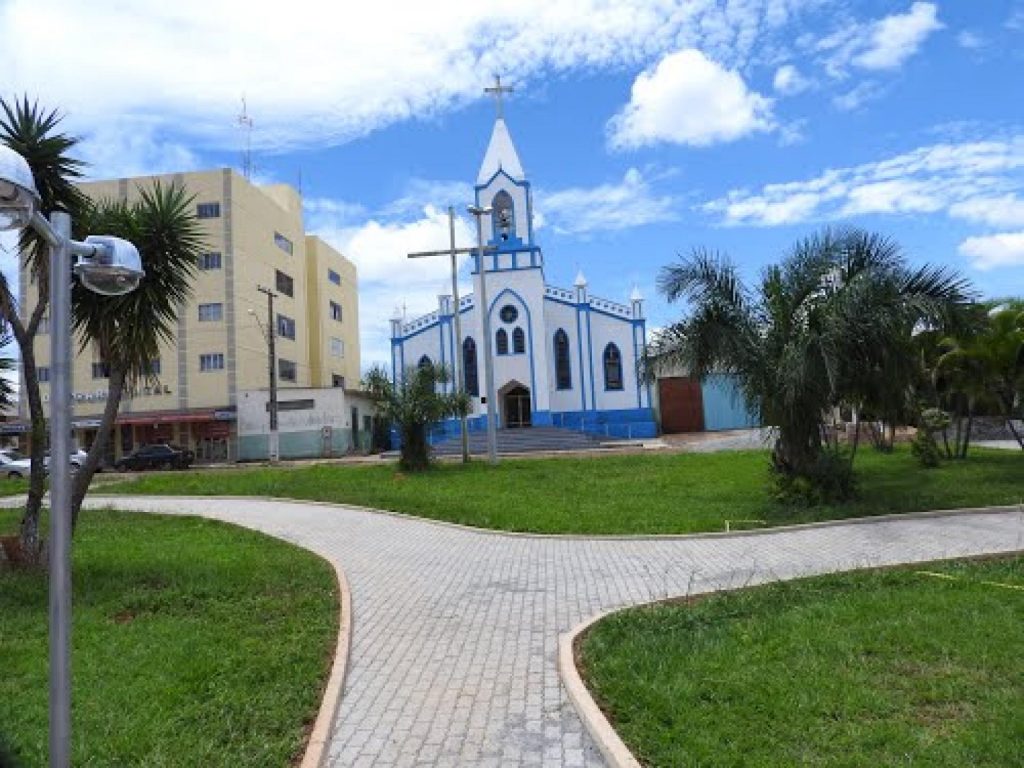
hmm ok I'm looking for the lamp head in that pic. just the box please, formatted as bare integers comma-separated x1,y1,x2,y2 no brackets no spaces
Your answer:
75,236,145,296
0,144,40,231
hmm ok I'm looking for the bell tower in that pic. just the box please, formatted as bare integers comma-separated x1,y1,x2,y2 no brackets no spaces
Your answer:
473,76,540,269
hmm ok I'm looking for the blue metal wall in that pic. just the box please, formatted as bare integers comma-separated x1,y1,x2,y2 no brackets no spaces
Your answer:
701,374,759,431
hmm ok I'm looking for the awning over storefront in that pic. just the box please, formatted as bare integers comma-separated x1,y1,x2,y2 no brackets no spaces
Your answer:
116,411,217,425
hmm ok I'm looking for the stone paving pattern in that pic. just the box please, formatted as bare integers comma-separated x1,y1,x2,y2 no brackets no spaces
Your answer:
89,497,1024,767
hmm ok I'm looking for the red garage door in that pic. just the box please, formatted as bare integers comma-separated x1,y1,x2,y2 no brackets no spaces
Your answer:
659,377,704,433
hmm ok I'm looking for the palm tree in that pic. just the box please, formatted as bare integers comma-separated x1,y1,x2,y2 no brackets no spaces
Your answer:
69,183,203,524
648,227,972,494
934,300,1024,453
0,98,88,563
364,362,467,472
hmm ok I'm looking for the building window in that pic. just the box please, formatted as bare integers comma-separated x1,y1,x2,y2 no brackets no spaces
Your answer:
603,343,623,390
330,301,343,322
495,328,508,355
200,353,224,372
500,304,518,323
92,362,110,379
196,202,221,219
328,269,341,286
330,337,344,358
512,327,526,355
148,358,161,376
198,251,222,270
276,313,296,340
37,366,50,383
274,231,293,255
554,329,571,390
463,337,479,396
38,315,50,334
278,358,296,382
275,269,294,297
198,303,223,322
332,374,345,388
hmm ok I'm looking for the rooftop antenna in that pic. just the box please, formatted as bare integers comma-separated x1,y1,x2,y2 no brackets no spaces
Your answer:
238,96,254,181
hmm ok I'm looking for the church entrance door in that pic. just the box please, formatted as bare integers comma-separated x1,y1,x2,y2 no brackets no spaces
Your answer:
503,386,532,428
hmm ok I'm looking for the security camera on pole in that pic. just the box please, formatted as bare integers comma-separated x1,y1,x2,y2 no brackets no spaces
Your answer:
0,143,144,768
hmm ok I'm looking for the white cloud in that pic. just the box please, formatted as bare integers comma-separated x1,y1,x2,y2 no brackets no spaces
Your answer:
832,81,883,111
0,0,816,155
959,232,1024,270
704,135,1024,227
956,30,986,50
77,121,201,180
949,195,1024,228
608,49,774,150
308,204,475,369
773,64,810,95
853,2,943,70
817,2,943,75
537,168,677,235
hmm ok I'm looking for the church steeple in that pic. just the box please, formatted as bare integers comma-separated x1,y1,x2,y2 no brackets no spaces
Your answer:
473,75,538,260
477,118,525,184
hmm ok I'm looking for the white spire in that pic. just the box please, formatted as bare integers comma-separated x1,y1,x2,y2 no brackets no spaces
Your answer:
574,270,588,288
477,118,525,184
630,285,643,302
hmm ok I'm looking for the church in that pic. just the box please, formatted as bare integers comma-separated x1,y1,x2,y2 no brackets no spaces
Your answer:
389,102,657,441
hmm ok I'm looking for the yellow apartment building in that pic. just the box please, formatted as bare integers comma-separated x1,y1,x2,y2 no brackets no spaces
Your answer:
15,168,361,462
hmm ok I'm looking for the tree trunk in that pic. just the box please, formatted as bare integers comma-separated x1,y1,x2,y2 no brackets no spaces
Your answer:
71,365,126,530
5,292,51,567
960,406,974,459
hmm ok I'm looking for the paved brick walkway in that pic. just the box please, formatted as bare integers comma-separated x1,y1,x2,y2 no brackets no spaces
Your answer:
87,497,1023,767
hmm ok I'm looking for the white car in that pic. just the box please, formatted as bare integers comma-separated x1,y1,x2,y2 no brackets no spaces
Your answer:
43,449,91,472
0,450,37,480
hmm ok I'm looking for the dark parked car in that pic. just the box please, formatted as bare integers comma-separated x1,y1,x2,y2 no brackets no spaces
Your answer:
114,444,195,472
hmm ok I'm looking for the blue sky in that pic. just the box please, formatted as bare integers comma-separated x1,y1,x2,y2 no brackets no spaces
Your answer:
2,0,1023,368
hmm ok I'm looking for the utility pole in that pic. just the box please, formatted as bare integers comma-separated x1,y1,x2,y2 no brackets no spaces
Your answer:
468,204,498,465
408,211,496,463
257,285,279,463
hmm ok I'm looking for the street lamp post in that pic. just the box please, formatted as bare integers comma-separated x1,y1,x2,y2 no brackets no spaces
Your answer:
0,144,144,768
467,204,498,465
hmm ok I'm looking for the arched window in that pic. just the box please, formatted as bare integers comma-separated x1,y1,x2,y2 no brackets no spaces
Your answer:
463,337,479,396
554,330,571,390
417,354,432,370
492,190,514,242
496,328,509,355
603,344,623,390
512,326,526,354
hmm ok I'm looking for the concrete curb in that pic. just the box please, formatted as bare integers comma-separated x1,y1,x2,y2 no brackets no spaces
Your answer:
559,546,1024,768
79,492,1024,542
299,553,353,768
558,611,643,768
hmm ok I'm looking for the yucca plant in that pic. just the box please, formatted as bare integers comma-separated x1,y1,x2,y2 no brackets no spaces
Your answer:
0,97,88,563
68,182,204,524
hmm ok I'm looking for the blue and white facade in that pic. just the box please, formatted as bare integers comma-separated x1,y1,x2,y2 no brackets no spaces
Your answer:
389,117,656,440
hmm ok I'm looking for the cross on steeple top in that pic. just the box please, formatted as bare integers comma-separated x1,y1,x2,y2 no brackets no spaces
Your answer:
484,75,514,119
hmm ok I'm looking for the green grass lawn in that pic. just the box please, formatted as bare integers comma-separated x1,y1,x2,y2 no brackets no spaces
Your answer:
0,508,338,767
99,447,1023,535
578,555,1024,767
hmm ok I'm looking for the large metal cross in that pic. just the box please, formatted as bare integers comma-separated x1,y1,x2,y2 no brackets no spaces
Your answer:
408,213,497,463
484,75,514,119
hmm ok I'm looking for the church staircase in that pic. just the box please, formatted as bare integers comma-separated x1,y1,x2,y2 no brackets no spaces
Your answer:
427,426,633,457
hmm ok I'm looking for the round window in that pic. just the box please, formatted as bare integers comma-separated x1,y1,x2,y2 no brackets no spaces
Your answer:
499,305,518,323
